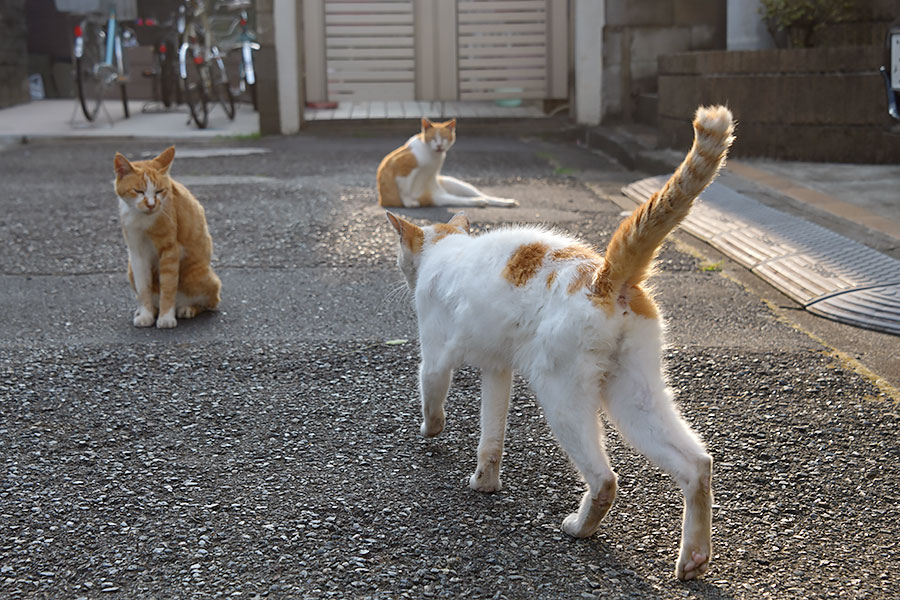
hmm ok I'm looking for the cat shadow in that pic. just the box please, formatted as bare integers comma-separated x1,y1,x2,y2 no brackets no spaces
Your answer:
568,537,737,599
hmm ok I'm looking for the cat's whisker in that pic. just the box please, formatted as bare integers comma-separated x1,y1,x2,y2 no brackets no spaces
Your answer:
379,279,412,310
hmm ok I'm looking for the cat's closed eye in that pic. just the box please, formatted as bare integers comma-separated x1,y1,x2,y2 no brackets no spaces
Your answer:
132,188,144,195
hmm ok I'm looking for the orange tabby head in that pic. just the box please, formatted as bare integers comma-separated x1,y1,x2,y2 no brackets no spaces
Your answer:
421,118,456,154
114,146,176,215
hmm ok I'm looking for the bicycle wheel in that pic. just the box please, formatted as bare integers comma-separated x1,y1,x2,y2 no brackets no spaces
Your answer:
75,20,105,121
181,48,209,128
209,49,235,120
116,29,130,118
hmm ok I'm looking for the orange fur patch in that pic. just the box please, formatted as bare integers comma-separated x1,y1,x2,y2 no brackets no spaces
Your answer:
546,271,557,288
377,147,418,207
386,214,424,254
627,286,659,319
431,222,466,243
550,243,601,262
567,262,598,294
503,242,549,287
417,190,434,207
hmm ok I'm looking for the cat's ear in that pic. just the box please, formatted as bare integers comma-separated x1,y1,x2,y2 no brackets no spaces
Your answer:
385,212,424,253
421,118,433,131
114,153,134,178
152,146,176,173
446,118,457,131
448,212,469,234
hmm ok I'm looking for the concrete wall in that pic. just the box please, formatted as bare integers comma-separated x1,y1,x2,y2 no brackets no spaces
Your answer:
658,47,900,163
601,0,725,121
1,0,30,108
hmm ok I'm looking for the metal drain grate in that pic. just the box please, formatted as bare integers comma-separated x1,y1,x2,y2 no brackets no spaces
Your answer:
622,176,900,335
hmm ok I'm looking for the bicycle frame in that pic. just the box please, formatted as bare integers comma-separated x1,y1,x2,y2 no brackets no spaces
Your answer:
73,7,124,81
239,11,258,88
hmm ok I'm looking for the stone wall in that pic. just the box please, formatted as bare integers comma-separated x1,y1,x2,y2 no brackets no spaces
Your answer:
602,0,726,121
657,47,900,163
1,0,29,108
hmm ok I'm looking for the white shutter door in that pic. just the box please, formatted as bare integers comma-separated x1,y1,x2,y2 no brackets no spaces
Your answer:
457,0,555,101
324,0,416,101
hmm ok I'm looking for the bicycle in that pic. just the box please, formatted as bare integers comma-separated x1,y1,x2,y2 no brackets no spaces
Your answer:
177,0,236,128
57,0,137,122
209,0,259,111
134,2,182,109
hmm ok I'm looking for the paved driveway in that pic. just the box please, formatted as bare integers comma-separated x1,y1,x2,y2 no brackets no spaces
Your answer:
1,133,898,599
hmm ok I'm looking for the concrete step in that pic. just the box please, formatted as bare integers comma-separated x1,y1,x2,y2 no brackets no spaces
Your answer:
635,92,658,127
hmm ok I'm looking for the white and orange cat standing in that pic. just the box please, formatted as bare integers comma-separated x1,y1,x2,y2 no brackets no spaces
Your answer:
113,146,221,329
386,106,735,580
377,118,518,208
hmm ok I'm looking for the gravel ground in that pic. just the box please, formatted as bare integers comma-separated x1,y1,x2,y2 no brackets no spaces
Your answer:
1,133,899,599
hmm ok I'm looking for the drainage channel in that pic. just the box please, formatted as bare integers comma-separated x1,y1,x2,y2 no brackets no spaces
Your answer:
622,176,900,336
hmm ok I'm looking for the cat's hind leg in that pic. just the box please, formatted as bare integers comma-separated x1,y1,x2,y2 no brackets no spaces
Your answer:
601,335,713,580
437,175,518,208
469,367,513,493
534,374,617,538
176,267,221,318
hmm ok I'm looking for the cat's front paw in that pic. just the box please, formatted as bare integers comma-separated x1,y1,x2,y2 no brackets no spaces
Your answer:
156,312,177,329
133,307,155,328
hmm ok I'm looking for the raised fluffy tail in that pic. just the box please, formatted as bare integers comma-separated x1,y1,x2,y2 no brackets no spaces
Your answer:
598,105,735,297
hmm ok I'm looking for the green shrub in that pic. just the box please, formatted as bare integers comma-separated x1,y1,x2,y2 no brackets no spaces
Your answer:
759,0,858,47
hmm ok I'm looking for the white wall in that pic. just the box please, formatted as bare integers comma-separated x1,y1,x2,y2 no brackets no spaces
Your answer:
274,0,301,134
574,0,605,126
727,0,774,50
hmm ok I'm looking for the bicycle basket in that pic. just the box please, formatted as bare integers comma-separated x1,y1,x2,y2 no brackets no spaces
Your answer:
54,0,138,20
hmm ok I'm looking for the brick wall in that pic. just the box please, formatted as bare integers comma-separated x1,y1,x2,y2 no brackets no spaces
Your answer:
658,47,900,163
1,0,29,108
602,0,726,121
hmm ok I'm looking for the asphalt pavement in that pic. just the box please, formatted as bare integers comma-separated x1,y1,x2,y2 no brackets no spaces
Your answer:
1,113,899,599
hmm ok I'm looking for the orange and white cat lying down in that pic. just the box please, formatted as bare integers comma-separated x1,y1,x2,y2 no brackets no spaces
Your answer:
377,118,518,208
386,106,735,581
113,146,221,329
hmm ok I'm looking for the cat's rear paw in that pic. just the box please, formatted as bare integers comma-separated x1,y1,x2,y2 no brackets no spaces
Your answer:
177,305,201,319
156,313,177,329
561,513,600,538
420,417,444,437
676,548,710,581
133,308,155,328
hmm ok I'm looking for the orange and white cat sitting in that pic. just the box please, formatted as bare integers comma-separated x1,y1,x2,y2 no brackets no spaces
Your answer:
377,118,518,208
386,106,735,580
113,146,221,328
